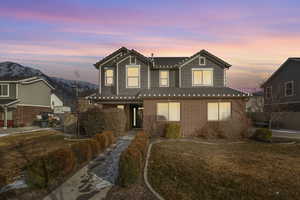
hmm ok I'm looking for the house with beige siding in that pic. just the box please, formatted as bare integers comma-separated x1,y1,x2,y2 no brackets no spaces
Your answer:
0,76,54,128
89,47,250,136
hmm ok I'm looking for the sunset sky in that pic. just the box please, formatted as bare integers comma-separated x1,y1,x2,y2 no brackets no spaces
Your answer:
0,0,299,88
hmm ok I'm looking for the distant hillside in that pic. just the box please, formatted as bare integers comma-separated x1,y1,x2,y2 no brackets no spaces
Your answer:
0,62,97,106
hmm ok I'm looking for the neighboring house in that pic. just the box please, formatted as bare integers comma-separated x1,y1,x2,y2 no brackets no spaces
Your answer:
262,58,300,112
246,91,264,112
89,47,249,136
51,93,63,109
0,76,54,128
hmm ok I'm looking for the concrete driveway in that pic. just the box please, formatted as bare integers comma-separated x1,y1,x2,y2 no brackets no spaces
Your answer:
272,129,300,139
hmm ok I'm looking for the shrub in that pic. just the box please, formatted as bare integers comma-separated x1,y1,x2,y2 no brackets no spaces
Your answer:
103,130,115,145
118,131,149,187
95,133,109,151
70,141,93,165
80,107,127,137
88,139,101,157
101,108,127,136
165,123,181,139
0,174,7,188
26,147,76,188
252,128,272,142
80,107,105,136
118,147,142,187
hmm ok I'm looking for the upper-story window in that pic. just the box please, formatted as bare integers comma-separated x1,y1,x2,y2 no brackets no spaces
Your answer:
285,81,294,97
199,56,206,65
0,84,9,97
105,69,114,86
265,86,272,99
192,68,213,86
126,65,140,88
159,70,169,87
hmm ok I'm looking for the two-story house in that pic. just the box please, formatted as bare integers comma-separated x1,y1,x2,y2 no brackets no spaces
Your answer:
262,58,300,112
89,47,249,136
0,76,54,128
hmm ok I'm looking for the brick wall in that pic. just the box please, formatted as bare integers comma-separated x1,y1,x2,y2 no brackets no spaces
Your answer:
15,106,52,126
143,98,246,137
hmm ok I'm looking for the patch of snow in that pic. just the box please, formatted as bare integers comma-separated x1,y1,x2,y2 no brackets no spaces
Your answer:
0,179,27,193
0,133,9,137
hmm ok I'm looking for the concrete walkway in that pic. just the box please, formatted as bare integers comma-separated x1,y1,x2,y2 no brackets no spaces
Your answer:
43,134,134,200
272,129,300,139
0,126,60,137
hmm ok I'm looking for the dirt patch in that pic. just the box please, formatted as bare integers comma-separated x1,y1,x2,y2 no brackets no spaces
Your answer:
148,140,300,200
105,182,155,200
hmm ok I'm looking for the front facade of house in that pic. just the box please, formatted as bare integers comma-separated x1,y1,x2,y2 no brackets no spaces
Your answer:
0,77,54,128
262,58,300,112
89,47,249,136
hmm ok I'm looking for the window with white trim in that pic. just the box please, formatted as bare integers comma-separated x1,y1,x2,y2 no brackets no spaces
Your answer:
192,68,213,86
159,70,169,87
199,56,206,65
157,102,180,121
207,102,231,121
285,81,294,97
104,69,114,86
265,86,272,99
0,84,9,97
126,65,140,88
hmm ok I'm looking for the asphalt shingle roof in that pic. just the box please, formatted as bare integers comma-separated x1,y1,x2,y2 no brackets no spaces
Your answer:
138,87,249,98
152,57,188,69
0,99,19,106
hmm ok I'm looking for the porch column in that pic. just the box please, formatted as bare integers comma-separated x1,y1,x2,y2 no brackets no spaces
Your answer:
3,106,7,129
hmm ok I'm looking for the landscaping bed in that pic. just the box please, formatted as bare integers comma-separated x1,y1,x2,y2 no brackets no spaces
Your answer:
0,130,116,199
148,140,300,200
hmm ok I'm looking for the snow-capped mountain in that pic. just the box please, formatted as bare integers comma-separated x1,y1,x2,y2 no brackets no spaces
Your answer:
0,62,97,105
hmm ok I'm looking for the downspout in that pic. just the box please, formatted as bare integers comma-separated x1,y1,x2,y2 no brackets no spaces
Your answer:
116,63,119,95
4,106,7,129
98,66,101,94
179,67,181,88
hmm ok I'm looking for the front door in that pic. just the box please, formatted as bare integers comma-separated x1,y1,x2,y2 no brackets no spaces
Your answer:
132,105,143,128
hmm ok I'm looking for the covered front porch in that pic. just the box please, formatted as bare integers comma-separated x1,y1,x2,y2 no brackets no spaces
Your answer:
89,95,144,129
0,99,20,129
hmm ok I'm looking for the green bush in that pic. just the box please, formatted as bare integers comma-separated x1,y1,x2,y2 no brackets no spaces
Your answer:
118,131,149,187
26,147,76,188
118,147,142,187
165,123,181,139
253,128,272,142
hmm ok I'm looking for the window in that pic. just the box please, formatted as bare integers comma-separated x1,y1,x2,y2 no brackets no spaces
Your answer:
265,86,272,99
0,84,9,97
159,70,169,87
105,69,114,86
117,105,124,109
285,81,294,97
207,102,231,121
126,65,140,88
199,56,206,65
192,69,213,86
157,102,180,121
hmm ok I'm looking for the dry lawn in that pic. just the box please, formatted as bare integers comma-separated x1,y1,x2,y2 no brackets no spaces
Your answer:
0,130,71,184
148,141,300,200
